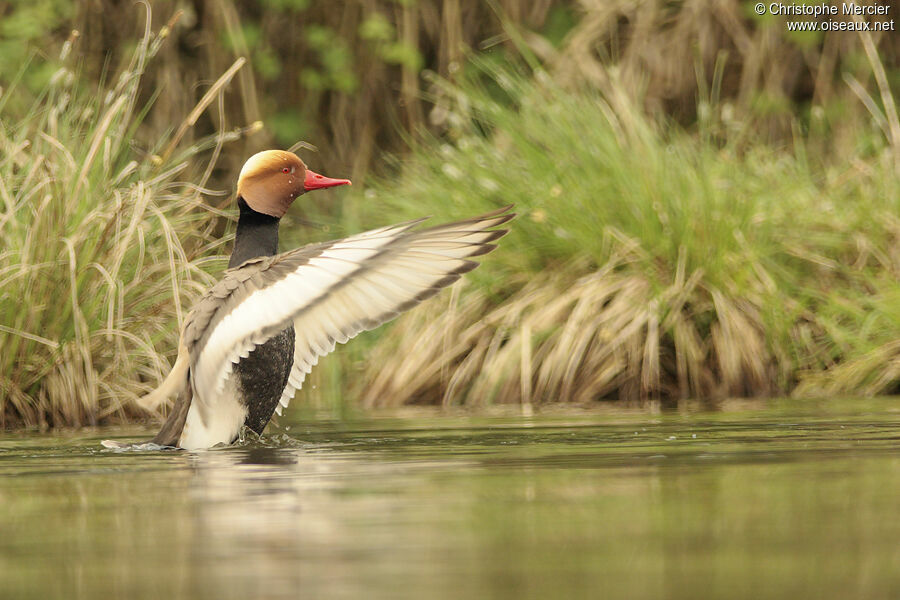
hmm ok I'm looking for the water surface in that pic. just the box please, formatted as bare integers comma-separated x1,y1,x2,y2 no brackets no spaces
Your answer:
2,398,899,599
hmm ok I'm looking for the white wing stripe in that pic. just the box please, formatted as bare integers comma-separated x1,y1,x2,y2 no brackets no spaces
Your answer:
202,207,512,413
196,260,364,400
272,258,473,411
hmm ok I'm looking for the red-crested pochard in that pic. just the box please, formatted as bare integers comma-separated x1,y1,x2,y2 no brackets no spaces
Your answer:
119,150,512,449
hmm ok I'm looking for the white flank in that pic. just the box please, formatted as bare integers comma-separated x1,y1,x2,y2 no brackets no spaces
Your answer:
179,379,247,450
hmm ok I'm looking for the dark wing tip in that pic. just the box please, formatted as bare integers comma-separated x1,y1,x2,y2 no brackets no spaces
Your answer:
481,204,515,217
467,243,498,258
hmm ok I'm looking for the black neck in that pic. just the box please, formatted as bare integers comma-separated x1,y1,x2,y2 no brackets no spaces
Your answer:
229,197,280,268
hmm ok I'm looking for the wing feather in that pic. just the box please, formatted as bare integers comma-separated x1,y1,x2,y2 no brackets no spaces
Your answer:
272,207,513,410
189,205,513,413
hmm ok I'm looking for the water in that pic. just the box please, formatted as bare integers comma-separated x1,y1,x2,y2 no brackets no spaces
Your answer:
2,398,899,599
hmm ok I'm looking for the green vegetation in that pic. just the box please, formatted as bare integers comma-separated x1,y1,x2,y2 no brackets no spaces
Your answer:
344,59,900,407
0,3,898,426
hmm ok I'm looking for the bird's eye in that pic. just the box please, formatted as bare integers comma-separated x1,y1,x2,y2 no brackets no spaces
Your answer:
282,167,290,174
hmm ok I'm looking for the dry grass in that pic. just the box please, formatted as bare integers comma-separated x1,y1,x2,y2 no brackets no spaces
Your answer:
360,266,771,407
0,9,252,427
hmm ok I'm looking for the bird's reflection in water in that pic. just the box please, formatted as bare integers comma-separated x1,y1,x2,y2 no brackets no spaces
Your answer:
180,445,406,599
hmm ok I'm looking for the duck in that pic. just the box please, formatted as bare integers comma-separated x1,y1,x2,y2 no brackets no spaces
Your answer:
129,150,512,449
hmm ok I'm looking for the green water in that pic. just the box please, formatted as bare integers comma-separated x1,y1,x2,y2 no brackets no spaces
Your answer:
2,399,899,599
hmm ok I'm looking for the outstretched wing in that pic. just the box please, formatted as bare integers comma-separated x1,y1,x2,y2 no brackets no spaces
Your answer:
185,206,514,414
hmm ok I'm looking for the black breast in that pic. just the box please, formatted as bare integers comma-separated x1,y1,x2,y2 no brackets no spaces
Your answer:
235,324,295,434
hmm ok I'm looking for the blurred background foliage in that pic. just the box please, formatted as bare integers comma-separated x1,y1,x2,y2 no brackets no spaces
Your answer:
0,0,898,426
1,0,562,180
3,0,898,177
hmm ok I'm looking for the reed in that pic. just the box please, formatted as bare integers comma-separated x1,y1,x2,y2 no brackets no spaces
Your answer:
0,9,251,427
